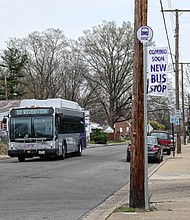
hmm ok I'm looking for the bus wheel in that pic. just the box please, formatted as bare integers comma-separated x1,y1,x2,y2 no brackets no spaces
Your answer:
59,146,66,160
18,156,25,162
167,149,171,155
76,143,82,156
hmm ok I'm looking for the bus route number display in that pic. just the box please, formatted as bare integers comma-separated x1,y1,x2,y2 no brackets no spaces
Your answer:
10,108,53,116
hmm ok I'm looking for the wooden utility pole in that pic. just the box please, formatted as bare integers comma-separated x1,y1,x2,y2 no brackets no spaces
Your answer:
161,9,190,154
175,9,181,154
130,0,147,209
180,63,190,145
181,63,186,145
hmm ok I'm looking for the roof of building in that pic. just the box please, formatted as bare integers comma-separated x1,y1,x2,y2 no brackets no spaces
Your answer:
0,100,21,120
0,100,21,114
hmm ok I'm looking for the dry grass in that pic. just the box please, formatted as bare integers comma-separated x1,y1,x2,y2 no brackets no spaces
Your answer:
0,144,8,155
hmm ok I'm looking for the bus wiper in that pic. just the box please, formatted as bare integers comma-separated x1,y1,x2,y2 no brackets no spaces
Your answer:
15,137,47,142
33,137,47,142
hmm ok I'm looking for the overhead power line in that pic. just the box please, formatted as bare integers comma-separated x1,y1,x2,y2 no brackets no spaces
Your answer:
161,7,190,154
160,0,175,70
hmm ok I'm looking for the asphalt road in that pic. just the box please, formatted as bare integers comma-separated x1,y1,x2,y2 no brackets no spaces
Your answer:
0,144,130,220
0,144,159,220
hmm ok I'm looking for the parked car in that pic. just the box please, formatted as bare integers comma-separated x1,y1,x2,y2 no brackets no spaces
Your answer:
149,130,172,155
147,136,164,162
126,136,164,163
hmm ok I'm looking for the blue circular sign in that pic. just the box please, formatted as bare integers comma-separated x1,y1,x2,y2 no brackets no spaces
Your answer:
137,26,153,43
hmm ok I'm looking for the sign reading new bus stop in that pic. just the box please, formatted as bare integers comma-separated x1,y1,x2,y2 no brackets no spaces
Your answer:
147,47,168,96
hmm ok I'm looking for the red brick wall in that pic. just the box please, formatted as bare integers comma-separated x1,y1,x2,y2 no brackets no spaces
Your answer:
114,121,130,136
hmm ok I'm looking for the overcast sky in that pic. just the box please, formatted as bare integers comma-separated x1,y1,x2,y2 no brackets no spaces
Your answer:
0,0,190,62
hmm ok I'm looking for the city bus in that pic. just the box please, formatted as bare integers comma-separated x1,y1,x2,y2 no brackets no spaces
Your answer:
4,99,86,162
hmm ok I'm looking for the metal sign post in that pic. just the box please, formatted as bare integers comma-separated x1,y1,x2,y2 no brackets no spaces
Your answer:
137,25,153,210
170,114,175,157
143,42,148,211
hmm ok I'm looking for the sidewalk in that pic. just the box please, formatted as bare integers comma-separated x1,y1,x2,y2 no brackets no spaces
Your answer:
82,143,190,220
107,143,190,220
0,154,9,160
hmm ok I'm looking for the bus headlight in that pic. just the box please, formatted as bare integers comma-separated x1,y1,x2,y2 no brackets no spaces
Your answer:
9,144,15,150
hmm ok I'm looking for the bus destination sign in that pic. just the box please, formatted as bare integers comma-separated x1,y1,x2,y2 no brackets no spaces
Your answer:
11,108,53,116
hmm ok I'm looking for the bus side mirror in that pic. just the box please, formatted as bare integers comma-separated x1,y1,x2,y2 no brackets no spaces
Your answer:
59,113,64,121
2,117,7,124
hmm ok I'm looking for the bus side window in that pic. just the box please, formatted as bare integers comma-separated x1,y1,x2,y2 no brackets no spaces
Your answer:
55,114,64,134
60,115,64,133
55,115,60,137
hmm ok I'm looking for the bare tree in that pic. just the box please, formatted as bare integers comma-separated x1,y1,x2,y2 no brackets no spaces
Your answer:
5,29,96,108
7,28,68,99
183,65,190,107
58,40,93,105
79,21,134,127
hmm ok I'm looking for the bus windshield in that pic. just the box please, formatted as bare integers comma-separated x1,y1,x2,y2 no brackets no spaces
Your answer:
10,116,53,141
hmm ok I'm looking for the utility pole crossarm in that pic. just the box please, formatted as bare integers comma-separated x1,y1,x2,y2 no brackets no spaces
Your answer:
161,9,190,12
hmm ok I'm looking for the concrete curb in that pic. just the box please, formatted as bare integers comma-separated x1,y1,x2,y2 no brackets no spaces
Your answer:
81,183,130,220
148,153,172,178
87,142,128,148
81,154,171,220
0,155,10,160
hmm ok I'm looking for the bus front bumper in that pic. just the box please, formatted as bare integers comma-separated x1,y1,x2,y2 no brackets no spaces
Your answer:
8,149,58,158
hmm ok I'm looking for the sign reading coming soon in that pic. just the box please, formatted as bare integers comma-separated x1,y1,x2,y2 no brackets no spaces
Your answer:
147,47,168,96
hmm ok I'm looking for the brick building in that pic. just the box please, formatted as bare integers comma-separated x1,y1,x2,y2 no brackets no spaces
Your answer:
114,120,131,137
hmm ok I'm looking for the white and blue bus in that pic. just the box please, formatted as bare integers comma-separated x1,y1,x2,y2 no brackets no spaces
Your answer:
5,99,86,162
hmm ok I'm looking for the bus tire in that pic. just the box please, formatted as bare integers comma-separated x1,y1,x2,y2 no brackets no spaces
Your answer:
62,145,66,159
167,149,171,155
75,143,82,156
18,156,25,162
57,146,64,160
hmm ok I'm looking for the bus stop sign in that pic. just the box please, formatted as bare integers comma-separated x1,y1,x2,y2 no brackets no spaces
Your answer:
137,26,153,44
